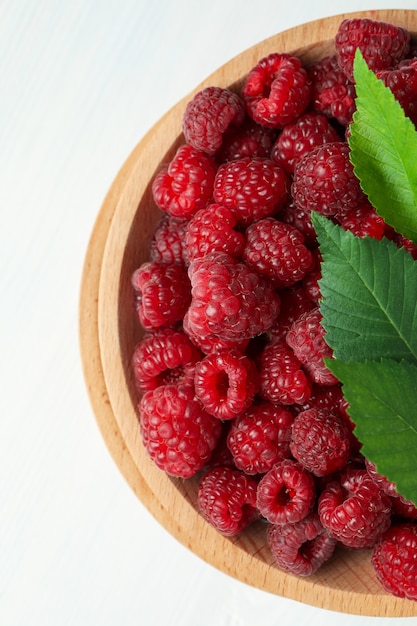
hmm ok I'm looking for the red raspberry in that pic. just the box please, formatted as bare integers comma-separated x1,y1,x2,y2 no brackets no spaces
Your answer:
182,86,245,155
267,285,314,342
197,466,260,536
257,459,316,525
291,141,366,217
318,468,392,548
132,327,202,392
267,513,337,576
152,144,216,218
258,338,312,406
378,59,417,127
185,203,245,261
335,18,410,82
295,383,346,417
243,218,314,289
286,307,338,386
365,458,417,518
242,53,312,129
372,524,417,601
216,115,277,163
337,200,386,239
149,214,189,266
183,311,250,355
213,156,290,225
227,401,294,475
301,251,322,304
308,55,357,126
290,407,352,477
194,348,258,420
187,252,281,342
139,384,222,478
271,112,341,173
131,261,191,331
279,200,317,248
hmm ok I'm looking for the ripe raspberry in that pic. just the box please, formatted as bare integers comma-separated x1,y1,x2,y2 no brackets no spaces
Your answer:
290,407,352,477
337,200,386,239
279,200,317,248
308,55,356,126
182,86,245,155
149,214,189,266
286,307,338,386
194,348,258,420
187,252,281,342
318,468,392,548
243,218,314,289
197,466,260,536
271,112,341,173
301,251,322,304
216,115,277,162
227,401,294,475
132,327,202,392
258,338,312,406
182,311,250,355
138,384,222,478
242,53,312,129
152,144,216,218
267,285,314,342
131,261,191,330
365,458,417,518
213,156,289,225
335,18,410,82
295,383,345,417
378,59,417,127
257,459,316,525
185,203,245,262
291,141,366,217
267,513,337,576
372,523,417,600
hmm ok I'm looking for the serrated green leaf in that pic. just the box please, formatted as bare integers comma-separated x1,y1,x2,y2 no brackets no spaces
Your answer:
349,49,417,244
327,358,417,505
312,213,417,362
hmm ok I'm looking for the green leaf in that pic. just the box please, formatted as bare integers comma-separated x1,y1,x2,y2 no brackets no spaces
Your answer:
349,49,417,244
312,213,417,362
328,358,417,505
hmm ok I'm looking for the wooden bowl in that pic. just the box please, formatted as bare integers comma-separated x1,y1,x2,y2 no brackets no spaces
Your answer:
79,9,417,617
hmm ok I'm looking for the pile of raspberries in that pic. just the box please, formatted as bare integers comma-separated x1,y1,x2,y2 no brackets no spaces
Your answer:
130,17,417,601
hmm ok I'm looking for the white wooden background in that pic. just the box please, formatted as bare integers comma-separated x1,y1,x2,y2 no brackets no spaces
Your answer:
2,1,417,624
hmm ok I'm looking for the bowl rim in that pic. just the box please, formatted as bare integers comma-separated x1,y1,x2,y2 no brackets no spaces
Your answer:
79,9,417,617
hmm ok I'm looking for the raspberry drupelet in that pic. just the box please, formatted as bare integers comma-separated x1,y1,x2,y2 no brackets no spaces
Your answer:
227,401,294,475
308,55,357,126
149,214,189,266
256,459,316,525
372,524,417,601
197,466,260,536
139,384,222,478
185,203,245,262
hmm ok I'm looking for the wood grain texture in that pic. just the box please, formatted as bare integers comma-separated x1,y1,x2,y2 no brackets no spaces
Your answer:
79,9,417,617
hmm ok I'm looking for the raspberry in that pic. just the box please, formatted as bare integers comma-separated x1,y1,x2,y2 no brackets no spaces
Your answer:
183,311,249,355
258,338,312,406
182,86,245,155
149,214,189,266
227,401,294,475
257,459,316,525
197,466,260,535
152,144,217,218
139,384,222,478
308,55,356,126
131,261,191,330
271,112,341,173
365,458,417,518
378,59,417,127
337,200,386,239
295,383,346,417
213,156,290,225
290,407,352,477
286,307,338,386
301,252,322,304
372,524,417,601
335,18,410,82
194,348,258,420
242,53,312,129
185,203,245,262
279,199,317,248
243,217,314,289
318,468,392,548
267,285,314,342
267,513,337,576
216,115,277,162
187,252,280,342
291,141,366,217
132,327,202,392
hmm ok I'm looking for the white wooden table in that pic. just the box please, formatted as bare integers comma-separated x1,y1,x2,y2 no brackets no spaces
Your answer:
2,1,416,624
